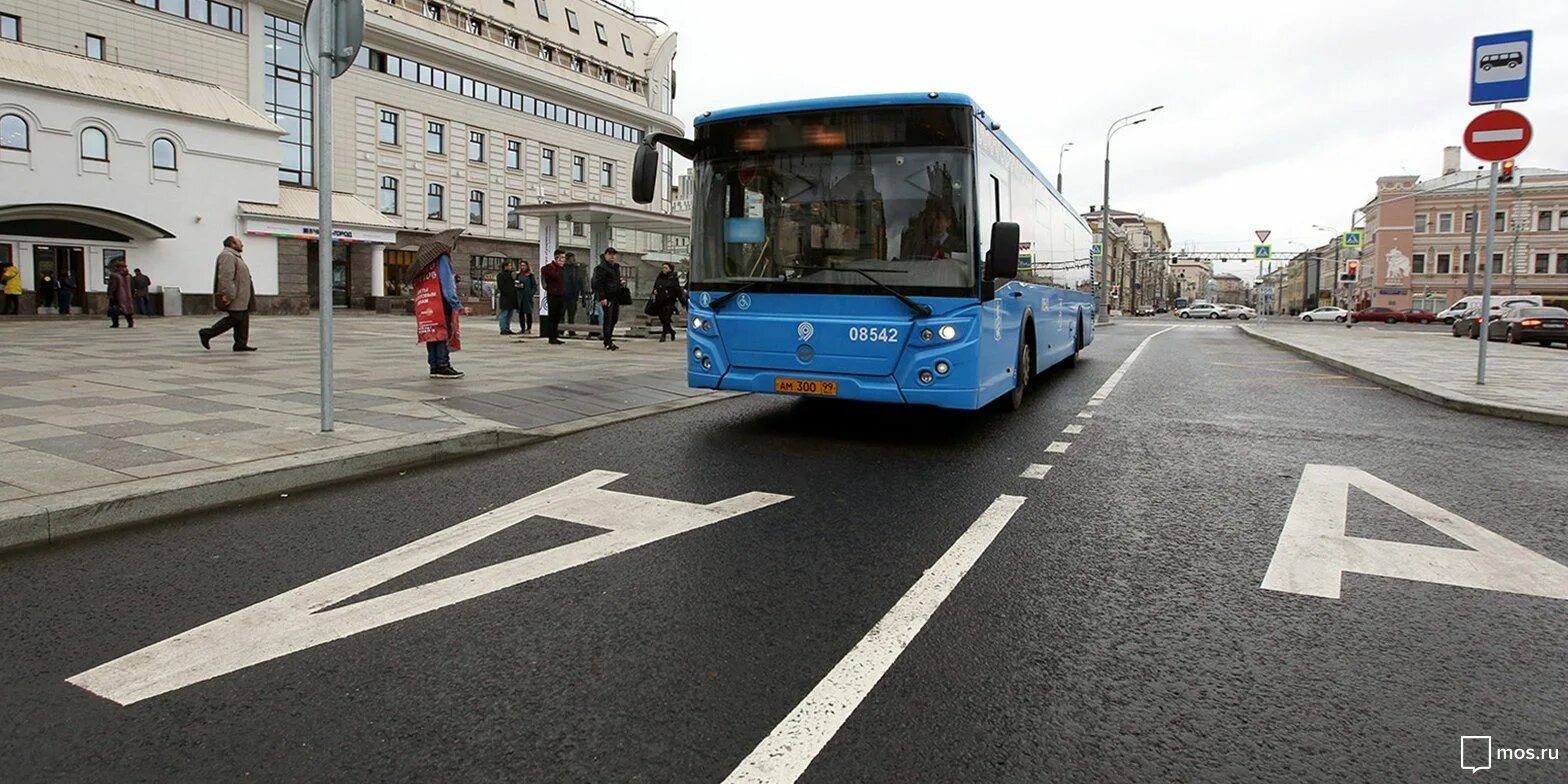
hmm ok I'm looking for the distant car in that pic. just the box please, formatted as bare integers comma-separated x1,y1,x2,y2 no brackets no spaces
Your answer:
1399,308,1437,324
1453,311,1498,339
1221,304,1257,320
1486,306,1568,346
1350,306,1403,324
1181,303,1227,319
1300,306,1348,323
1437,295,1544,324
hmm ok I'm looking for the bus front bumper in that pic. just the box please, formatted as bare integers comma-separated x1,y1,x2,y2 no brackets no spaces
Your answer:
690,367,982,409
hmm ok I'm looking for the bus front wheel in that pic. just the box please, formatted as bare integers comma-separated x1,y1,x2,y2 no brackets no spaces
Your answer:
1004,339,1031,411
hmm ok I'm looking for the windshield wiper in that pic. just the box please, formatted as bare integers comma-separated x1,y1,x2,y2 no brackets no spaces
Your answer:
785,264,933,318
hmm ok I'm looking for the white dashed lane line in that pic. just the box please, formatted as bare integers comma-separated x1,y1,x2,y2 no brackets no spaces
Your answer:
1019,464,1054,480
1045,441,1071,454
1062,424,1083,434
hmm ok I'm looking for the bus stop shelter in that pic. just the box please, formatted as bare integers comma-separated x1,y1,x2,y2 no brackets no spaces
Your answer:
508,202,691,295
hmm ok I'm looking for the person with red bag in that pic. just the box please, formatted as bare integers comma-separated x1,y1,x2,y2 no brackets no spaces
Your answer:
410,228,466,379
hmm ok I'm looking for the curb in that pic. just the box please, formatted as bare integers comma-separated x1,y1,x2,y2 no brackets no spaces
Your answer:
1236,325,1568,428
0,390,742,553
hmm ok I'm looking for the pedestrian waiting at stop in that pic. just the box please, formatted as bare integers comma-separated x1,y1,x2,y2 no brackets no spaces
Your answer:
410,228,466,379
649,262,687,343
516,261,539,335
540,248,567,345
591,247,627,351
106,259,135,328
496,261,518,335
131,268,153,315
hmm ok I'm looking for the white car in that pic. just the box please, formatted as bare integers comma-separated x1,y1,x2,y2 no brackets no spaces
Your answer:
1221,304,1257,320
1300,306,1349,323
1180,303,1228,319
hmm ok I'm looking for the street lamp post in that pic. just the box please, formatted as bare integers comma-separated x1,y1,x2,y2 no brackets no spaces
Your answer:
1099,106,1162,321
1057,142,1073,192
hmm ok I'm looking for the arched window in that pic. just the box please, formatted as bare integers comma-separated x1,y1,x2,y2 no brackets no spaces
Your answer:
151,138,177,170
0,114,27,151
80,127,109,161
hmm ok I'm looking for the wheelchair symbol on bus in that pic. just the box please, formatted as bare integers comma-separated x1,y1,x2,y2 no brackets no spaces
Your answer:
737,293,752,311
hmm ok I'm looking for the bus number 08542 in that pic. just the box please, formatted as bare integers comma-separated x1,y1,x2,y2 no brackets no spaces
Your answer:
849,327,899,343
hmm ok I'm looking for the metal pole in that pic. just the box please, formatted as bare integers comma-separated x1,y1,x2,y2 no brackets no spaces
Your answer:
316,5,335,431
1056,143,1070,192
1477,160,1499,385
1099,151,1111,321
1466,169,1480,295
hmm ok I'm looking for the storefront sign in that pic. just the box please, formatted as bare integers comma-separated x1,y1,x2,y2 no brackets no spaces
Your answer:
243,218,398,245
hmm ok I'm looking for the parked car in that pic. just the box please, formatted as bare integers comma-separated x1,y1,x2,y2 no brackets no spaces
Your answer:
1221,304,1257,320
1436,295,1543,324
1300,306,1348,323
1486,306,1568,346
1399,308,1437,324
1180,303,1227,319
1453,312,1487,338
1350,306,1404,324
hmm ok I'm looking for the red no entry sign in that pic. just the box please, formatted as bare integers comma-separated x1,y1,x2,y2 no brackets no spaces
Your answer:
1464,109,1532,161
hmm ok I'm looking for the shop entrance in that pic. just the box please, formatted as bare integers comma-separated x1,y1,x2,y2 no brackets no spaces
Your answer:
32,245,86,313
305,241,350,308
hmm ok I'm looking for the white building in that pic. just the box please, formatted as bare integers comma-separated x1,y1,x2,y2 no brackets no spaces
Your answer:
0,0,684,315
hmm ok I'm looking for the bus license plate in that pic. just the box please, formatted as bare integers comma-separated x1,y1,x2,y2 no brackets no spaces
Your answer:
774,378,838,396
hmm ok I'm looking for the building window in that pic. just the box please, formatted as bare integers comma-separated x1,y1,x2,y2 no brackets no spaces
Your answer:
468,130,485,162
1435,253,1449,274
425,2,442,22
1558,254,1568,275
1539,210,1554,231
572,155,584,182
534,0,548,20
468,190,484,224
541,147,555,176
571,56,584,73
1411,253,1425,274
1494,211,1506,231
506,195,521,229
1462,253,1474,274
80,127,109,161
1413,213,1427,233
1437,213,1452,234
565,8,579,32
539,45,554,62
506,32,519,49
264,14,313,185
571,221,586,237
594,21,607,44
1492,253,1504,273
1463,211,1476,234
426,120,445,154
426,183,444,220
86,34,105,60
377,176,399,214
0,114,27,150
621,33,633,56
506,139,521,169
467,17,483,36
600,161,613,187
1535,253,1551,274
601,68,614,84
151,137,177,170
378,109,399,145
0,13,18,41
1560,211,1568,231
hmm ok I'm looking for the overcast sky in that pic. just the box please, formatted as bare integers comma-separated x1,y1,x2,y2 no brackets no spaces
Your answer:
651,0,1567,281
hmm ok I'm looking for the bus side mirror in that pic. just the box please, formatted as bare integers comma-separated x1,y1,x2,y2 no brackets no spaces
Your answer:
632,139,659,204
988,222,1020,280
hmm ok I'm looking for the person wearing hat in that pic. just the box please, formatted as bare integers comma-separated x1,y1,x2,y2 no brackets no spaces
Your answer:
590,247,625,351
409,228,466,379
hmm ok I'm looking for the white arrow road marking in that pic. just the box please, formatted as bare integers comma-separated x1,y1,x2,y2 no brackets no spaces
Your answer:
1261,465,1568,600
1089,325,1176,404
68,471,791,705
1045,441,1071,454
1019,464,1053,480
723,494,1026,784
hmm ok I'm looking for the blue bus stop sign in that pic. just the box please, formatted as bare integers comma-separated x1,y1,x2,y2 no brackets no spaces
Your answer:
1470,30,1531,105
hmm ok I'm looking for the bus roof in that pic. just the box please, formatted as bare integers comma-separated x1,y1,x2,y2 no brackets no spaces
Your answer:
693,92,1071,216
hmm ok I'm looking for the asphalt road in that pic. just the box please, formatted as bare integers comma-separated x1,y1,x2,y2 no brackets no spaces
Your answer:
3,323,1566,783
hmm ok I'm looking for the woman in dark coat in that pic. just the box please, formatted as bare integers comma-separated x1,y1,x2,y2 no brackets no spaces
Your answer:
516,261,539,335
107,260,135,328
651,263,686,342
496,262,518,335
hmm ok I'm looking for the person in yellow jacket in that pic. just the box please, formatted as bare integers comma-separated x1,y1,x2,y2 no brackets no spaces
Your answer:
1,261,21,315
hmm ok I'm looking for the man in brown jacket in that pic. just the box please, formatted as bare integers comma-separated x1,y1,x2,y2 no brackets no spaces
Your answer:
199,236,257,352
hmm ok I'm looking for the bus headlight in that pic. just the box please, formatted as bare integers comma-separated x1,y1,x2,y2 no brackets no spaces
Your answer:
701,357,712,370
691,316,708,332
935,360,950,376
920,328,934,342
693,348,704,360
919,369,934,384
938,325,958,340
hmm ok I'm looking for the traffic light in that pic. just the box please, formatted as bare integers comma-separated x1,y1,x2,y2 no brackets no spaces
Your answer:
1500,160,1516,183
1340,259,1360,283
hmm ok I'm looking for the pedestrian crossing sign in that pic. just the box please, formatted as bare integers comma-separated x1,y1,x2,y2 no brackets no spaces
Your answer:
1343,231,1363,249
1254,243,1272,260
1091,242,1103,259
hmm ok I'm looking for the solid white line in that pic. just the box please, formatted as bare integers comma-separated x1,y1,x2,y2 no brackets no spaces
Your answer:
1472,128,1524,143
1019,463,1053,479
722,495,1027,784
1062,424,1084,434
1089,325,1177,404
1045,441,1071,453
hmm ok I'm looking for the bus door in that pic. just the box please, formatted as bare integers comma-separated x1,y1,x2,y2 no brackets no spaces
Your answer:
979,166,1024,399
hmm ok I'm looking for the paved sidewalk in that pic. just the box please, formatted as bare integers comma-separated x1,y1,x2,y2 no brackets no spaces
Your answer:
0,313,718,548
1239,322,1568,425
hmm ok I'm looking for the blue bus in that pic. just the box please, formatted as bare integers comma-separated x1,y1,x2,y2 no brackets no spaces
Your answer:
631,92,1096,410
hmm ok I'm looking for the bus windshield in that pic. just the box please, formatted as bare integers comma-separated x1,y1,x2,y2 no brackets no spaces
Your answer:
691,108,976,297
